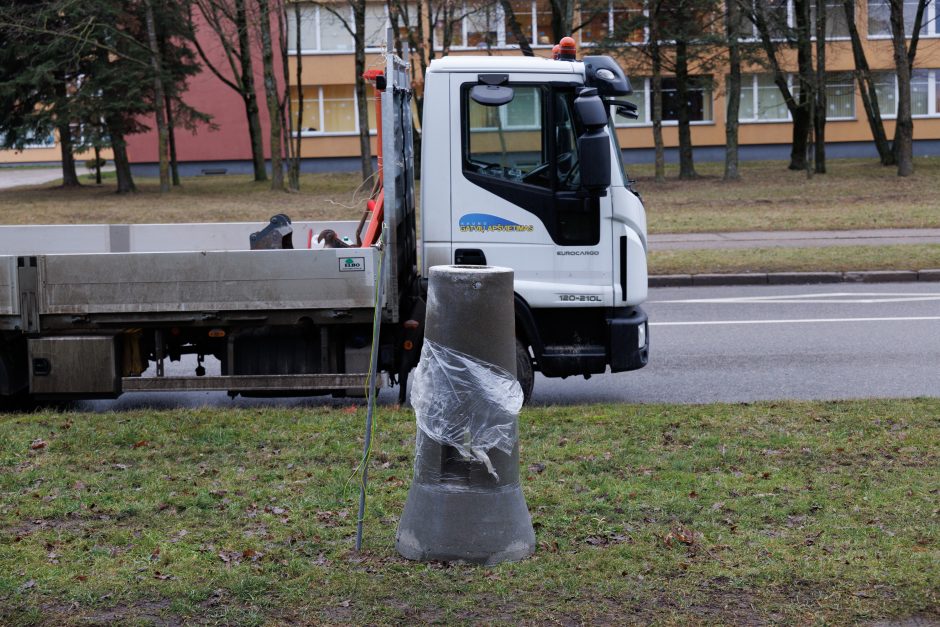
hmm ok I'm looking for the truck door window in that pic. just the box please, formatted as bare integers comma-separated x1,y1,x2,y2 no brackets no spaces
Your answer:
461,83,600,247
553,92,581,191
465,86,550,187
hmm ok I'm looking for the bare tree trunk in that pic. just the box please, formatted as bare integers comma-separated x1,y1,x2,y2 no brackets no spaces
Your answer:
235,0,268,182
52,80,80,187
549,0,574,42
890,0,914,176
724,0,741,181
813,0,826,174
353,0,373,182
650,17,665,182
145,0,171,192
501,0,535,55
257,0,284,190
889,0,925,173
792,0,813,172
842,0,893,165
287,0,302,190
164,92,181,186
749,0,808,170
674,39,696,180
56,119,80,188
106,114,137,194
94,146,102,184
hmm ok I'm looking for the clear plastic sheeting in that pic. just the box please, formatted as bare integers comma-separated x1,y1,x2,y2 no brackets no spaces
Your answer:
410,339,523,480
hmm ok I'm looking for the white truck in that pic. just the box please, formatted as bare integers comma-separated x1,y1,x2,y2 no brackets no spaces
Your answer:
0,41,648,409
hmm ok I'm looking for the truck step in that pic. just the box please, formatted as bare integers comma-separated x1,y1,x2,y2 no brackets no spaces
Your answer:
122,373,377,393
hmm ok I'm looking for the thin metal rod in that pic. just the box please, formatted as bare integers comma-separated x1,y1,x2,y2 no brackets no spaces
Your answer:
356,224,388,552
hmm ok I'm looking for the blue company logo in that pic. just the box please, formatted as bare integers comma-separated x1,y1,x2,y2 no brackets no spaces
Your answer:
458,213,534,233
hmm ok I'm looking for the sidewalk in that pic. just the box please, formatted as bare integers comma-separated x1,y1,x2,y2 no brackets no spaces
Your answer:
0,165,113,190
649,227,940,287
649,228,940,250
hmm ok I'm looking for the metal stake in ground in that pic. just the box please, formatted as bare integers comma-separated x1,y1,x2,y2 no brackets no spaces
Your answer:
396,265,535,564
355,225,388,552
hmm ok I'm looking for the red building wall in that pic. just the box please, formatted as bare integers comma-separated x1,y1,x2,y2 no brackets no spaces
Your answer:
126,10,281,166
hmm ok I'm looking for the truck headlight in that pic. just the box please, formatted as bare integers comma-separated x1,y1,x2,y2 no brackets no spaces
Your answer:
638,322,646,348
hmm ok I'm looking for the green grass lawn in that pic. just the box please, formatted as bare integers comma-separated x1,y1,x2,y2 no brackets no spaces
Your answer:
630,157,940,234
1,400,937,625
649,243,940,275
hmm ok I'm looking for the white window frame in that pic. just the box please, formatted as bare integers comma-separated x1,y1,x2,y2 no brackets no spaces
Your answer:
457,1,507,49
872,70,940,118
611,77,715,126
823,72,857,120
867,0,939,39
294,86,378,137
579,0,649,48
289,3,392,54
738,74,794,123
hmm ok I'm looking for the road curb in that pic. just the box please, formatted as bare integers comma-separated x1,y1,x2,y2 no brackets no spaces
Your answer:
650,269,940,288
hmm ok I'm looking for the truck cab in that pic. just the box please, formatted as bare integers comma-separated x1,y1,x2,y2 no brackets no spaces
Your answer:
420,54,650,397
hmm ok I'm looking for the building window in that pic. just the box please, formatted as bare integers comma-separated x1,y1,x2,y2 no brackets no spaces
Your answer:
825,73,856,119
613,78,648,126
661,77,714,122
811,1,851,38
0,131,55,149
291,85,377,135
287,2,390,53
873,72,898,116
872,70,939,117
610,77,713,124
740,74,790,121
868,0,936,37
579,0,645,45
466,2,502,48
736,0,792,40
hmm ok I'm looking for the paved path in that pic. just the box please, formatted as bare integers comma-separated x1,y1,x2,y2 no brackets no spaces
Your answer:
650,228,940,250
0,166,112,190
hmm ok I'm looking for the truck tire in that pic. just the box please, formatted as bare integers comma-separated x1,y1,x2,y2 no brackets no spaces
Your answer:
515,339,534,405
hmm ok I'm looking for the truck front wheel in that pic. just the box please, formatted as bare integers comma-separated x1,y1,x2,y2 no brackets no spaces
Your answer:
515,339,534,405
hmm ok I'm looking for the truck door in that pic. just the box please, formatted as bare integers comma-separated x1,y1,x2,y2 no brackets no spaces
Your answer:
449,74,614,309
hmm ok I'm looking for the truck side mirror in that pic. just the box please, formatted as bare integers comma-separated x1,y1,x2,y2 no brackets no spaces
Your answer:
578,131,610,193
470,84,514,106
574,88,611,194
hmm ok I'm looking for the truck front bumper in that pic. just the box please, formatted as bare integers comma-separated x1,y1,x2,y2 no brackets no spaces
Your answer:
608,306,649,372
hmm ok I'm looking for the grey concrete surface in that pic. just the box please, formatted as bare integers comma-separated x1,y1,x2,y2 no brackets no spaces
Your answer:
0,165,113,189
650,228,940,250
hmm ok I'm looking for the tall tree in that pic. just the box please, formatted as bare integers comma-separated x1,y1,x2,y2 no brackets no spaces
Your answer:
813,0,826,174
888,0,927,176
315,0,373,181
724,0,742,180
256,0,285,190
145,0,171,192
744,0,815,170
191,0,269,181
841,0,894,166
0,1,82,186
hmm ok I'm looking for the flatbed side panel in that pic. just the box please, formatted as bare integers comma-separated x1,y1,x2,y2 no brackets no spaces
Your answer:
0,257,16,316
0,221,363,255
38,249,379,315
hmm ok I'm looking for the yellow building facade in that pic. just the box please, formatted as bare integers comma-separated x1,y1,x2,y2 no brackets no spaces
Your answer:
286,0,940,160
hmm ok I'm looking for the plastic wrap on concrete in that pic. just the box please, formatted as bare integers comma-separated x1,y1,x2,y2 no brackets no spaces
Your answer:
411,339,523,480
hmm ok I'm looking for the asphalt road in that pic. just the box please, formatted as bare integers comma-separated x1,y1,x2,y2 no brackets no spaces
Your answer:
533,281,940,405
78,282,940,412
